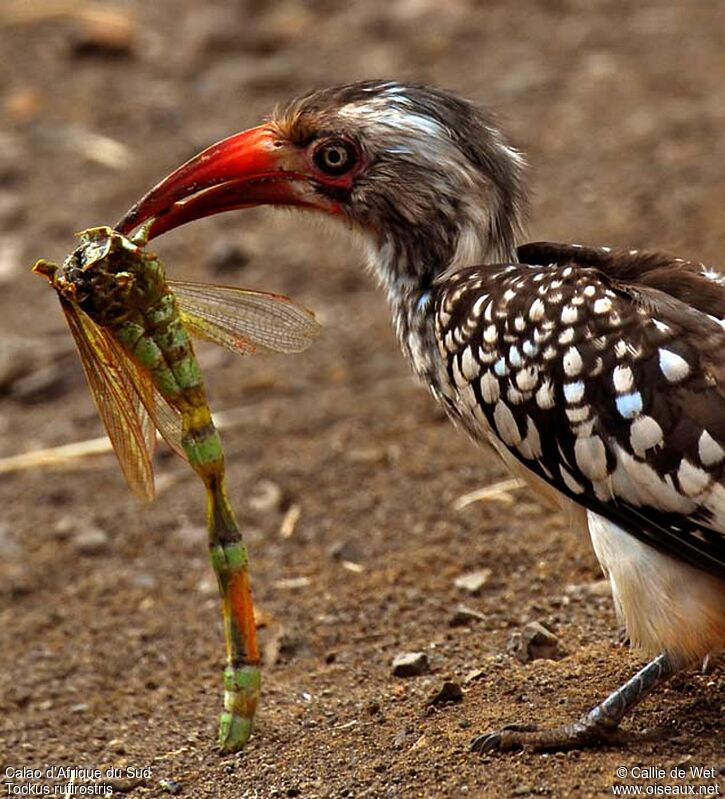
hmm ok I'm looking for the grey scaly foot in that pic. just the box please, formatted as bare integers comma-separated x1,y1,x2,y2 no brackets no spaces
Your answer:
472,652,675,753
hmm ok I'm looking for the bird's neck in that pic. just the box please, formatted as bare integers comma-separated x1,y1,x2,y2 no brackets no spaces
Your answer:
365,220,517,383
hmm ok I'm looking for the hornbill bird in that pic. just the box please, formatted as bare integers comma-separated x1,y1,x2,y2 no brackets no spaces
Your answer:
117,80,725,752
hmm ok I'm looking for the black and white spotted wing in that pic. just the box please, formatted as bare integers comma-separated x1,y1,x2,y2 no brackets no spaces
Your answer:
434,243,725,578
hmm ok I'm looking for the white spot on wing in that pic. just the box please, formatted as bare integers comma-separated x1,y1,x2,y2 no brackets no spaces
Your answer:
451,357,468,388
480,371,500,404
515,366,538,392
563,346,583,376
471,294,489,318
575,435,609,481
616,392,643,419
528,298,545,322
658,349,690,383
561,305,578,324
479,347,497,364
698,430,724,467
629,415,664,456
507,386,525,405
677,459,711,497
461,347,480,381
493,400,522,445
612,365,634,393
566,405,591,423
564,381,585,404
560,465,585,494
593,297,612,314
536,379,555,409
612,444,695,513
651,319,670,335
483,324,498,344
517,415,542,460
494,358,508,377
558,327,575,345
700,267,725,285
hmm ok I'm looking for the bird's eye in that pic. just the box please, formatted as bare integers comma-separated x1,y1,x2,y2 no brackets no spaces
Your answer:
312,139,357,176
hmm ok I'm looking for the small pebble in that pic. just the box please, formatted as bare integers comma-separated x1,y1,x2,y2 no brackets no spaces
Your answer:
159,779,183,795
249,479,284,513
196,576,216,596
392,730,409,750
71,524,110,555
428,681,463,706
107,738,126,754
52,516,76,540
392,652,429,678
449,604,487,626
70,8,137,57
328,538,365,563
275,576,311,590
0,563,33,597
509,621,560,663
453,568,492,595
565,580,611,598
130,572,157,590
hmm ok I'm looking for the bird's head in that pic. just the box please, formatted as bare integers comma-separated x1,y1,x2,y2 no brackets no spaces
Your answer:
118,81,526,288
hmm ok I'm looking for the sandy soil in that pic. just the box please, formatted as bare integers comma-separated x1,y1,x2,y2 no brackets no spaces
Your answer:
0,1,723,797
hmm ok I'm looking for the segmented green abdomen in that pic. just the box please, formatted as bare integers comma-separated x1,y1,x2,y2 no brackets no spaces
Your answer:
112,289,225,474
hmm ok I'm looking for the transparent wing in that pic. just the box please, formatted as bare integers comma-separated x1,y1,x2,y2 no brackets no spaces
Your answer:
102,332,186,461
61,299,156,501
169,280,321,355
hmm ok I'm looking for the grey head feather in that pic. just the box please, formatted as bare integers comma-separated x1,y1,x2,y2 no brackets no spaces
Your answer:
274,80,527,289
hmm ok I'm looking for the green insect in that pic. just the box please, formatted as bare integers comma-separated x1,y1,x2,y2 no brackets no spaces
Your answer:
33,226,320,750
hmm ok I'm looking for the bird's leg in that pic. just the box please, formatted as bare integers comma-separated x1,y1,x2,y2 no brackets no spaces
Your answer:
472,652,676,753
205,472,261,752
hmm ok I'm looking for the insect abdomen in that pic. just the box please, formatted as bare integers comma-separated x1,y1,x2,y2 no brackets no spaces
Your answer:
115,291,224,474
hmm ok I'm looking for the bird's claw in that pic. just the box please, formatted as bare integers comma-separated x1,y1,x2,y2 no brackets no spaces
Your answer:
470,724,539,753
470,731,505,754
471,719,671,754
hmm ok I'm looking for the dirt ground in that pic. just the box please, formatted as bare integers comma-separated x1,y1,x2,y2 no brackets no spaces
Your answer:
0,1,723,797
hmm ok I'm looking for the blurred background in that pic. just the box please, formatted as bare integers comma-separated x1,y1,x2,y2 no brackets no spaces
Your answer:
1,2,723,797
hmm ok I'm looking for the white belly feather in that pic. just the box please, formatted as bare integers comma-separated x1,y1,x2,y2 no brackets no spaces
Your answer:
587,512,725,664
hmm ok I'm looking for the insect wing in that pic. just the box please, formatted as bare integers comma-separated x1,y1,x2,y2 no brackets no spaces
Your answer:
61,299,155,501
170,280,321,355
102,332,186,462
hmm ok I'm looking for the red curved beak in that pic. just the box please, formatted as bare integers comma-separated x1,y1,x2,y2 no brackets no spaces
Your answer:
116,125,324,240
